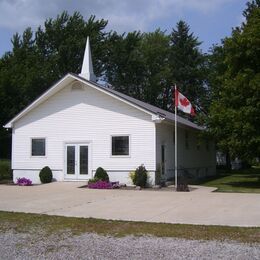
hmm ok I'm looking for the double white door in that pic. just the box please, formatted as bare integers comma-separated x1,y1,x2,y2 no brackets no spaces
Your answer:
65,144,90,180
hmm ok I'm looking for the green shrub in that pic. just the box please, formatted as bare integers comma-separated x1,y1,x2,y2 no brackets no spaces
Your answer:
0,160,12,180
133,165,147,188
129,171,135,183
39,166,53,183
94,167,109,181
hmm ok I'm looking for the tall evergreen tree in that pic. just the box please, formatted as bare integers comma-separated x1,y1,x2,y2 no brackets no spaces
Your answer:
139,30,171,107
169,20,207,112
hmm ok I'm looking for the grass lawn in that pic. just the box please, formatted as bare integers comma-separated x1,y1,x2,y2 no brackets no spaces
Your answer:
194,167,260,193
0,211,260,243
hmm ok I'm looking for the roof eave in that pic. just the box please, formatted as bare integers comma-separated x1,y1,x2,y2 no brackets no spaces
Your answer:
162,118,205,131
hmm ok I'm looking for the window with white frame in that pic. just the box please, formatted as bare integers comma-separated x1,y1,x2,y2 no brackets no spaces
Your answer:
31,138,46,156
112,136,129,156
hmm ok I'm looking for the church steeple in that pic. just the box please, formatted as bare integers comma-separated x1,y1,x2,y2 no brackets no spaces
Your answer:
79,37,96,82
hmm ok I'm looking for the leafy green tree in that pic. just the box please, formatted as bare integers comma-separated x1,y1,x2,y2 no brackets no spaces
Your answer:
0,11,108,158
104,30,171,107
0,12,208,159
36,12,107,84
207,0,260,162
103,31,145,99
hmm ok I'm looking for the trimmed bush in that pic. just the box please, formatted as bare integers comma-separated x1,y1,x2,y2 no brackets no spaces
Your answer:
133,165,148,188
94,167,109,181
129,171,135,183
39,166,53,183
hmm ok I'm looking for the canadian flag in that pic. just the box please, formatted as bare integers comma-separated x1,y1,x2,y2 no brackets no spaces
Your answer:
175,88,195,116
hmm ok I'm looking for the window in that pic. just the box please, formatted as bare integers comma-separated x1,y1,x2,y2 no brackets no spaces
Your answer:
112,136,129,156
31,138,46,156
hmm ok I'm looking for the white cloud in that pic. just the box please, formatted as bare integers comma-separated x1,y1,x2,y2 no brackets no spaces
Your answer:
0,0,236,33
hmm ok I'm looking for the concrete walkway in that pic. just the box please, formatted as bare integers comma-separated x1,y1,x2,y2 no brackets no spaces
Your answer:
0,182,260,227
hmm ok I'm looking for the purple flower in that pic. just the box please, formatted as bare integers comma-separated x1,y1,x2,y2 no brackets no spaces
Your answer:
17,177,32,186
88,180,120,189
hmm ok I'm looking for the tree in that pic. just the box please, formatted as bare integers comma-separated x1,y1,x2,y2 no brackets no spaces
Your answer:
103,30,172,107
139,30,171,108
103,31,145,99
35,12,108,83
0,11,108,158
0,12,208,159
169,20,207,113
207,1,260,162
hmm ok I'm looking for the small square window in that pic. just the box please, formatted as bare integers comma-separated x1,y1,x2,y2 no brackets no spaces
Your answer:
32,138,45,156
112,136,129,156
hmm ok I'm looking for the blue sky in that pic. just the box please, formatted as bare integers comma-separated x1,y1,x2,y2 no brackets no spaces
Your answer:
0,0,247,56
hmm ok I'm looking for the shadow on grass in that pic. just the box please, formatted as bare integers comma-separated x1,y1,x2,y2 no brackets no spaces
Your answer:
189,174,230,185
225,181,260,189
232,168,260,176
191,168,260,186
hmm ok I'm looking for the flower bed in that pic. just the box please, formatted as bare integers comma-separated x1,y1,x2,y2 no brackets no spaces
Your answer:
88,180,119,189
17,177,32,186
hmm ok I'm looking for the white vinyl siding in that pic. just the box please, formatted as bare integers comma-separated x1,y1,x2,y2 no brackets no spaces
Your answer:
156,123,216,181
12,82,156,176
155,123,175,180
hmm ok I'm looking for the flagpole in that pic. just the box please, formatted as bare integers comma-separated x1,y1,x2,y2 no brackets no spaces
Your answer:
174,84,178,190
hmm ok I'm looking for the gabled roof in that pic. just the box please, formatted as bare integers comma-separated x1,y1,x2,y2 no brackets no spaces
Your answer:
4,73,204,130
73,74,203,130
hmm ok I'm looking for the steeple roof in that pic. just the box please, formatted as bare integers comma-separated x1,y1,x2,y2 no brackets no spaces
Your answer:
79,37,96,82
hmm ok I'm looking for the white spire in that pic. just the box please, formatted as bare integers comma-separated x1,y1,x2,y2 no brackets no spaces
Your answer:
79,37,96,82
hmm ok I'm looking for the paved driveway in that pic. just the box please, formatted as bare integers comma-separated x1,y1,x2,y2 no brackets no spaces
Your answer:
0,182,260,227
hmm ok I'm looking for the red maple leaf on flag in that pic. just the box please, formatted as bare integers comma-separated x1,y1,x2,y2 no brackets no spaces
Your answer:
179,97,190,107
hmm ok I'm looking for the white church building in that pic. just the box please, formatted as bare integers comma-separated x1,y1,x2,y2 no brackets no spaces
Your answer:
4,38,216,185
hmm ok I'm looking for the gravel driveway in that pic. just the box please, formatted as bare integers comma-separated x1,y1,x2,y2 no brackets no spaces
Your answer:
1,231,259,260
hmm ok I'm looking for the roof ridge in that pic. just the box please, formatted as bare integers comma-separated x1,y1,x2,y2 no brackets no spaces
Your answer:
72,73,204,130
